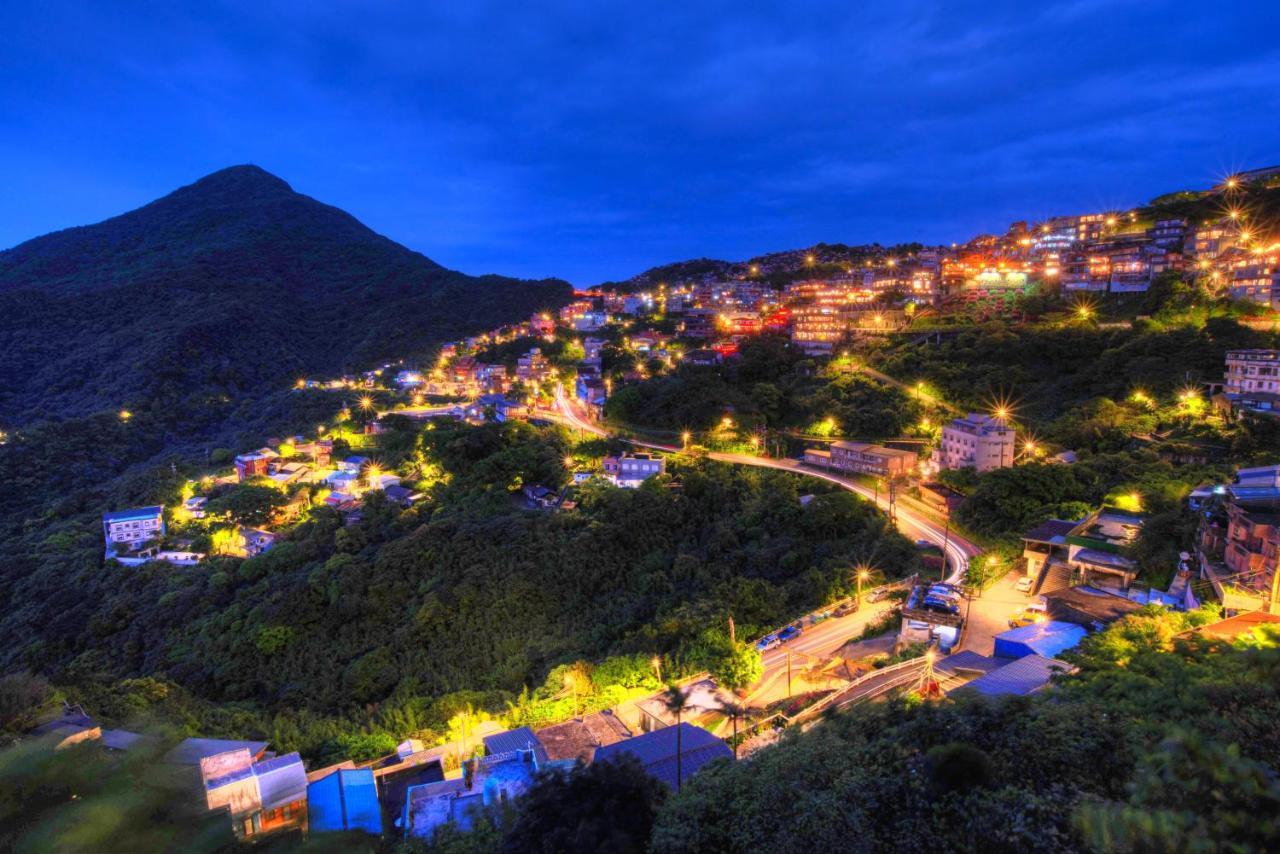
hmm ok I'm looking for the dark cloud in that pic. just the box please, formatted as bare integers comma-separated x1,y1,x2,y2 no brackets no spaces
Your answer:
1,0,1278,283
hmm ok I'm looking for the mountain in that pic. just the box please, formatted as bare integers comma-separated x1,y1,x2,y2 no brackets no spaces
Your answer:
0,165,572,424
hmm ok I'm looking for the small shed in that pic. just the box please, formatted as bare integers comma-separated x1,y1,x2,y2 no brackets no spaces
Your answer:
308,767,383,835
993,620,1086,660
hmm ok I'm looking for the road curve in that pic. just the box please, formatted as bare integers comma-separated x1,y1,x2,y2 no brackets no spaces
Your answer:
547,385,981,584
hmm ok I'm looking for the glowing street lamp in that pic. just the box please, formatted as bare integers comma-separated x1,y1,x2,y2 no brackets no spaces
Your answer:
359,395,374,412
119,410,132,422
855,566,871,606
681,430,691,448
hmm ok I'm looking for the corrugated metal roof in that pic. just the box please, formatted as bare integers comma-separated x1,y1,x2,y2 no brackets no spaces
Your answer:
255,752,308,810
482,727,543,757
102,506,163,523
963,654,1075,697
166,738,269,766
994,620,1086,659
308,768,382,834
595,724,732,790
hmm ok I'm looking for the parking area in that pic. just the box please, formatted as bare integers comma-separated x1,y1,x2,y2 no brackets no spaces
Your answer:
960,570,1035,655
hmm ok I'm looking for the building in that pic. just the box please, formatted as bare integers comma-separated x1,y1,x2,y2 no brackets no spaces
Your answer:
939,414,1015,471
535,712,633,764
948,653,1076,698
1225,350,1280,395
516,348,552,383
1020,508,1146,596
239,527,278,558
804,441,918,479
402,749,541,839
595,722,732,791
102,506,165,555
201,748,309,840
602,453,666,487
307,768,382,835
918,482,965,518
993,621,1087,660
234,450,277,482
1227,254,1280,309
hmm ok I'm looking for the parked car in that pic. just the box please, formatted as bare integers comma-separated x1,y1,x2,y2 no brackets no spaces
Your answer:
922,595,960,616
1008,602,1047,628
867,587,891,603
1015,576,1034,594
755,633,781,652
928,584,960,600
778,624,803,643
833,601,856,618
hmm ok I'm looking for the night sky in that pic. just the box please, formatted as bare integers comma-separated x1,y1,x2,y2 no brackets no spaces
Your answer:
2,2,1278,284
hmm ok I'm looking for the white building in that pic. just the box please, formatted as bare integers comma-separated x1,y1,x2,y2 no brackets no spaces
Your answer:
102,506,166,554
602,453,665,487
940,414,1015,472
1224,349,1280,395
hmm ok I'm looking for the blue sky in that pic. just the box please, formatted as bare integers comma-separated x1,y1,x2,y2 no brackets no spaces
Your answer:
1,1,1278,284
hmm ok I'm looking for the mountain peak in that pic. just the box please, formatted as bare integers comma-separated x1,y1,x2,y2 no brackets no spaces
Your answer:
169,164,296,203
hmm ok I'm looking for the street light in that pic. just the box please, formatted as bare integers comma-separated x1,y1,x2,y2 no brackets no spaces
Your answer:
681,430,691,448
855,566,871,607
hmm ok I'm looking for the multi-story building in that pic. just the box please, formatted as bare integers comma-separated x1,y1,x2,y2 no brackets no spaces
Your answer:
234,449,278,482
1032,216,1079,255
103,506,166,554
1186,223,1234,261
940,414,1015,471
516,348,552,383
1227,253,1280,309
1149,217,1188,248
1197,469,1280,612
804,441,918,479
602,453,666,487
1224,350,1280,395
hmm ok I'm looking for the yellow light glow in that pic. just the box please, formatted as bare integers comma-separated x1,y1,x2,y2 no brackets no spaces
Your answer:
359,396,373,410
119,410,132,421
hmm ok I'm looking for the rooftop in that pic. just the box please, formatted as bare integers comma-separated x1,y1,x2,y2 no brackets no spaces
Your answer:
1023,518,1078,544
595,723,732,790
102,505,163,523
959,654,1075,697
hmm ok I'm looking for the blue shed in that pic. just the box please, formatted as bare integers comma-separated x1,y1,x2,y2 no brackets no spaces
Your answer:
993,620,1086,660
307,767,383,835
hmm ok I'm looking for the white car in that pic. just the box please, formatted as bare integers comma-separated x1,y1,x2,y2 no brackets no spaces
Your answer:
1014,576,1034,594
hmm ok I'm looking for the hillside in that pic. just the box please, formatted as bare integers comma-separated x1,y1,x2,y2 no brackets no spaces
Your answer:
0,165,572,425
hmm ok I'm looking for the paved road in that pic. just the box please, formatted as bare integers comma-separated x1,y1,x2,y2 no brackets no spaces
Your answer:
545,386,992,699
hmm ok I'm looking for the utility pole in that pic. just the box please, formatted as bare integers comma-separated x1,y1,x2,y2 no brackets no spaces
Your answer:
786,651,793,698
941,515,952,582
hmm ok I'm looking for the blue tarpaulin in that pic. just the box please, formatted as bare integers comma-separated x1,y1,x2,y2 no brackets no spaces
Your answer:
308,768,383,835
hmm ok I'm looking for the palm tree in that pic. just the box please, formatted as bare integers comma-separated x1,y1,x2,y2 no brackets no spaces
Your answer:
718,697,749,760
660,682,693,791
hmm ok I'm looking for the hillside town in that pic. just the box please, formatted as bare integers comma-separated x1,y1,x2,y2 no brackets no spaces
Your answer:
50,167,1280,844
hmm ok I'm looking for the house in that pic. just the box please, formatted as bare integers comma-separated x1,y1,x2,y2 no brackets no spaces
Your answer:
918,482,965,518
166,737,270,768
940,413,1015,471
402,749,541,839
516,348,552,383
1041,585,1142,629
594,722,732,791
482,727,548,764
340,456,371,475
827,441,917,479
102,506,165,556
234,449,279,482
324,492,359,512
384,485,421,507
201,748,308,840
308,767,382,835
1020,508,1146,596
326,470,361,494
183,496,208,518
602,453,665,487
534,712,633,764
522,484,560,509
239,527,278,558
1217,350,1280,417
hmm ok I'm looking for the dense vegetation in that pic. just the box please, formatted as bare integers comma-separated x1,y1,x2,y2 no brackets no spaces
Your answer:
643,607,1280,853
0,419,919,761
0,165,572,425
606,334,922,437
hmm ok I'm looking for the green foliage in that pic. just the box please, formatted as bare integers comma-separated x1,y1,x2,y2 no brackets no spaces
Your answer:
208,482,289,526
606,334,920,437
650,610,1280,852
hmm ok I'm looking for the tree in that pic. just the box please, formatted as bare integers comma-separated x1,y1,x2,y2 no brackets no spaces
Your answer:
659,684,693,792
496,756,667,854
706,638,763,695
717,697,750,760
207,483,288,526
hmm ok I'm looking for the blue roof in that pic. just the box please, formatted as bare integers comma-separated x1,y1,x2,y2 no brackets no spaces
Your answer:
102,506,163,523
595,723,732,790
994,620,1086,659
308,768,383,835
963,654,1074,697
482,727,544,758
